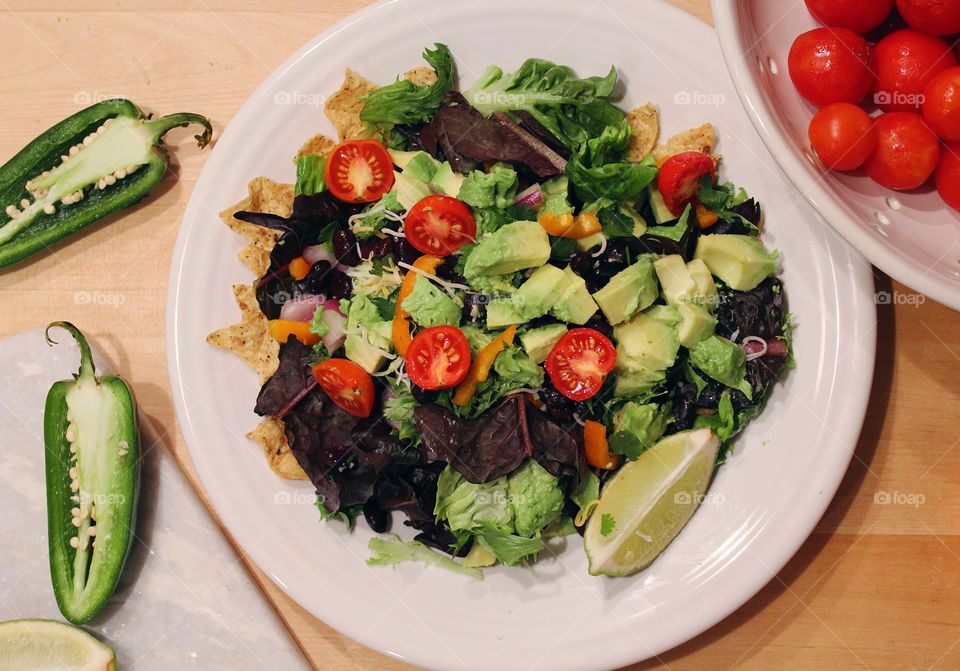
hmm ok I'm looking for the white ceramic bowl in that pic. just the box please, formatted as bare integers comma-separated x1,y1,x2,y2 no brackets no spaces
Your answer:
713,0,960,311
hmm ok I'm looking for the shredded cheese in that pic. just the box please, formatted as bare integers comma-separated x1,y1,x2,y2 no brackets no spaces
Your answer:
397,260,468,306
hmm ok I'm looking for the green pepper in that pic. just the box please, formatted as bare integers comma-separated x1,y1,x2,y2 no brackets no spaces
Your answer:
0,99,211,268
43,322,139,624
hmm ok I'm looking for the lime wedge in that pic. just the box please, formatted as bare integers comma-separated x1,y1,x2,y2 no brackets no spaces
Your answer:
0,619,115,671
584,428,720,576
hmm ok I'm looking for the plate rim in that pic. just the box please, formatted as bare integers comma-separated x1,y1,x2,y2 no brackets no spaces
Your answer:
166,1,878,668
711,0,960,312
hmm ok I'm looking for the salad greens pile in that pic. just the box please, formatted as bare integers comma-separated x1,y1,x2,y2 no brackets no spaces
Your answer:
240,44,793,577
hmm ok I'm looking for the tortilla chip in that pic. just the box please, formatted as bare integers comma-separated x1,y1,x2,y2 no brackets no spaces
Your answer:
247,417,308,480
324,68,378,141
247,177,294,217
296,133,336,159
219,196,282,276
626,103,659,162
404,66,437,87
206,284,279,383
653,123,718,163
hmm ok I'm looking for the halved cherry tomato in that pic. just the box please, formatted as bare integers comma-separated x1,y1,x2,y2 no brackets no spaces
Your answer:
896,0,960,36
323,140,395,203
788,28,874,108
808,103,877,171
873,30,957,113
803,0,894,33
935,143,960,212
545,328,617,402
404,195,477,256
923,67,960,143
657,152,716,216
312,359,375,417
405,326,472,390
864,112,941,190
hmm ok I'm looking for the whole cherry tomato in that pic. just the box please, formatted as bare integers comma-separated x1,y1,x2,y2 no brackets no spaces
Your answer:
808,103,877,171
873,30,958,112
895,0,960,36
804,0,894,33
935,143,960,212
864,112,941,190
923,67,960,142
788,28,875,108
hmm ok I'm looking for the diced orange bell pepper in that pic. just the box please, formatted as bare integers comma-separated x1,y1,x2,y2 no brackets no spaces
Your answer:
583,420,622,470
268,319,320,346
453,324,517,407
538,210,603,239
695,203,719,230
392,254,443,356
288,256,311,281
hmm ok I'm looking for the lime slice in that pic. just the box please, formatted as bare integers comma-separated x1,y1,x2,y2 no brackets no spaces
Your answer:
0,619,115,671
584,428,720,576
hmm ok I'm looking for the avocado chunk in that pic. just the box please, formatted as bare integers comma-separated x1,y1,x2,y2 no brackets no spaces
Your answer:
676,302,717,347
429,161,465,197
464,221,551,278
576,232,606,252
592,255,659,325
689,335,752,398
520,323,567,363
486,298,524,329
612,305,681,395
686,258,719,308
403,151,441,183
608,402,670,458
695,234,778,291
391,170,431,210
550,267,599,324
647,185,677,224
342,295,394,373
401,275,461,327
654,254,697,305
388,148,419,170
512,264,571,320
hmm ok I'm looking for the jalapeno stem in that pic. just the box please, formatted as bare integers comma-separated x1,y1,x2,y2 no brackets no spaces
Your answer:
45,321,96,382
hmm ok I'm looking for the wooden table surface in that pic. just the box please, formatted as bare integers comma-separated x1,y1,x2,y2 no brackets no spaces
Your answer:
2,1,959,669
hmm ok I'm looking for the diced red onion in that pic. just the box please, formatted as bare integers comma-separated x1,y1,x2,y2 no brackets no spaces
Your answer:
279,294,326,322
323,298,345,316
302,244,336,266
740,336,788,359
335,262,351,274
513,184,543,208
322,309,347,353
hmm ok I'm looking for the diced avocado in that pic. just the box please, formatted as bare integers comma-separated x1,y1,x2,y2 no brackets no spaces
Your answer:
550,267,599,324
612,305,681,393
461,541,497,568
686,258,719,309
654,254,697,305
592,255,658,325
576,232,605,252
676,302,717,347
647,185,677,224
614,366,666,397
403,152,441,183
689,335,752,398
391,170,431,210
343,296,393,373
388,149,419,170
460,324,494,354
464,221,551,278
429,161,465,197
520,323,567,363
345,328,389,373
486,298,524,329
610,402,670,457
513,264,571,320
695,234,778,291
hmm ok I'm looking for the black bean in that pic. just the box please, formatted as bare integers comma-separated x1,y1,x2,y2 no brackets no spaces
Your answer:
332,228,360,266
326,271,353,300
302,260,331,295
363,499,390,533
395,239,421,266
373,236,394,259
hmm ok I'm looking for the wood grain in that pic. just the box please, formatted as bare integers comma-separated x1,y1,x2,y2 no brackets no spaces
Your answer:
1,2,958,670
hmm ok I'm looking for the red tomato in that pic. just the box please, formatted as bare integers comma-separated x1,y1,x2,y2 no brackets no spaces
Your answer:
804,0,894,33
864,112,941,190
788,28,874,108
404,195,477,256
545,328,617,402
656,151,716,216
405,326,471,390
923,67,960,142
323,140,395,203
312,359,375,417
935,143,960,211
808,103,878,171
873,30,958,112
895,0,960,35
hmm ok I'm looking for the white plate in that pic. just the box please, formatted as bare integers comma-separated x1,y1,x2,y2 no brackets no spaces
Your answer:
166,1,877,669
713,0,960,311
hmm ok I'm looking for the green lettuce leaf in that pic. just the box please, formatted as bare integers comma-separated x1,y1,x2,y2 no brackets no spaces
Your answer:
567,120,658,204
367,537,482,579
457,163,519,209
294,155,326,196
359,43,455,125
493,347,544,388
477,528,544,566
